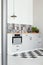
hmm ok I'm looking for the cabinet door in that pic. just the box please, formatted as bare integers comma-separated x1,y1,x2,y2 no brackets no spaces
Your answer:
7,34,13,55
21,35,27,51
7,34,23,55
22,34,33,51
34,37,42,49
32,34,42,49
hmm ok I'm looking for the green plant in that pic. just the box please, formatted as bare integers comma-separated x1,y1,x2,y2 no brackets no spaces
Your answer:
32,26,39,33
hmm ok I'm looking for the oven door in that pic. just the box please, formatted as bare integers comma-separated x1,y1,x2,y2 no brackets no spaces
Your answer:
12,36,22,45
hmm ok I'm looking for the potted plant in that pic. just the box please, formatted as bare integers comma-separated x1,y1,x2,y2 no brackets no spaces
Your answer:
32,26,39,33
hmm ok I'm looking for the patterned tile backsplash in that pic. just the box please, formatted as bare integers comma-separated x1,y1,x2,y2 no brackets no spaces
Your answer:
7,23,32,33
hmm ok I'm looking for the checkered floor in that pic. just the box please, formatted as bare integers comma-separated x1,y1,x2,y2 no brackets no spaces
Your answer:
12,49,43,58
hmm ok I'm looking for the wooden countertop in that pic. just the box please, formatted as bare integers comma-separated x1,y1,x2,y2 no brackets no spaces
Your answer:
7,32,39,34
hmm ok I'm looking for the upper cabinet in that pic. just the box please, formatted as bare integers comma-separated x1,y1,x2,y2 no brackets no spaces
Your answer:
8,0,33,25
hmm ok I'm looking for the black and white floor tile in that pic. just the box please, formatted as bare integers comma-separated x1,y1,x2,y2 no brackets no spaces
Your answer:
12,49,43,58
28,51,37,58
20,52,27,58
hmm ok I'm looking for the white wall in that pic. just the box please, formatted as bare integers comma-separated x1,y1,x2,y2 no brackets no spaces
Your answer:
8,0,33,25
33,0,43,47
33,0,43,31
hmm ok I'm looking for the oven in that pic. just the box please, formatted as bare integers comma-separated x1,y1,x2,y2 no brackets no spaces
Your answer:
12,34,22,45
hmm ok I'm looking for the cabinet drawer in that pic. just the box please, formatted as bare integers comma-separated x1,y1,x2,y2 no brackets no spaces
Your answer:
12,45,22,52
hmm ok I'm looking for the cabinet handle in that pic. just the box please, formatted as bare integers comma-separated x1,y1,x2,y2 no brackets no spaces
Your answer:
16,49,19,50
16,46,20,47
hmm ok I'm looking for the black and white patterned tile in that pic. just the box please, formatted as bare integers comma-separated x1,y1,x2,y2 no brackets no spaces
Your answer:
12,49,43,58
13,54,18,56
34,50,43,56
7,23,32,33
20,52,27,58
27,51,37,58
39,49,43,52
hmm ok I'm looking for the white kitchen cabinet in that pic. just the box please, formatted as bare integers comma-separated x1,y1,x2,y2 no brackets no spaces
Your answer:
8,0,33,25
32,34,42,49
7,34,14,55
22,34,32,51
7,34,22,55
7,33,42,55
22,34,42,51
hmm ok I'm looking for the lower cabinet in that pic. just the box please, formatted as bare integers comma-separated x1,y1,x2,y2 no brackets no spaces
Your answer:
7,33,42,55
22,34,32,51
20,34,42,51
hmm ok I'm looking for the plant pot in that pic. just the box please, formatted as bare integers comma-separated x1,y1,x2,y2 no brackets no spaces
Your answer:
35,30,39,33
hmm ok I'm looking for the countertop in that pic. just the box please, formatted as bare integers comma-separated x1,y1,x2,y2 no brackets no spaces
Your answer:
7,32,39,34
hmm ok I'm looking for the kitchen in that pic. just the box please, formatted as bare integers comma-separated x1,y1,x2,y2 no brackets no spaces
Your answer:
7,23,42,55
0,0,43,65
